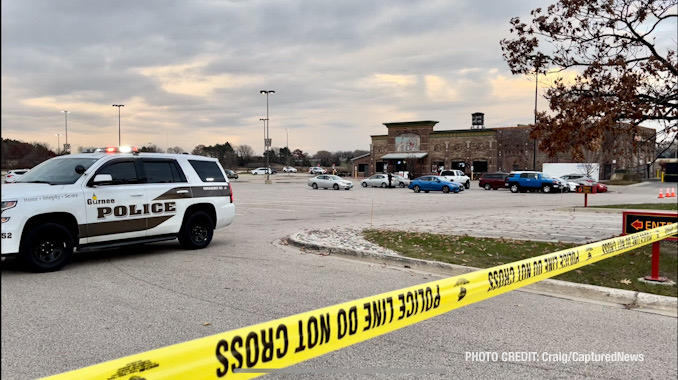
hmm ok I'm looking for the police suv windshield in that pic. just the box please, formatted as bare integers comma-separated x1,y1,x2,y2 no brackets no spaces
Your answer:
18,157,100,185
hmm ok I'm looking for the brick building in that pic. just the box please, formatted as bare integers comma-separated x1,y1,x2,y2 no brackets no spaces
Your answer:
351,119,656,180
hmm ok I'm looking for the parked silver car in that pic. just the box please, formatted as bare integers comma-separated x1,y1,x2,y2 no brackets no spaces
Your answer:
308,175,353,190
250,167,275,175
3,169,30,183
392,174,409,188
560,173,596,185
360,174,396,188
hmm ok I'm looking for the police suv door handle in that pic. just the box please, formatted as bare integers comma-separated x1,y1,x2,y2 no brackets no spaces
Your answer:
131,193,144,197
176,190,189,194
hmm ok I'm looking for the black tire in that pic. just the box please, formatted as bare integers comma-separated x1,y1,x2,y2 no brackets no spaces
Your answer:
442,186,450,193
399,182,406,188
424,190,429,193
484,183,491,190
380,183,386,188
542,185,552,193
509,184,519,193
20,223,74,272
361,182,367,187
312,183,318,189
333,184,339,190
465,181,470,189
178,211,214,249
413,185,420,193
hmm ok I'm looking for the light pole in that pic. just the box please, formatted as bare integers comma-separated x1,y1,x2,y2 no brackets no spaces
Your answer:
61,110,69,153
260,118,268,174
260,90,275,183
55,133,61,154
112,104,124,146
285,128,290,172
532,58,539,171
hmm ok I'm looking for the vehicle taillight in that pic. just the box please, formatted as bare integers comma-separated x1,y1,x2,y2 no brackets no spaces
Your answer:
229,184,234,203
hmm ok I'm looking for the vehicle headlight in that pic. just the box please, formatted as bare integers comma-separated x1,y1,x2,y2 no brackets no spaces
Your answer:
1,199,17,223
2,200,17,212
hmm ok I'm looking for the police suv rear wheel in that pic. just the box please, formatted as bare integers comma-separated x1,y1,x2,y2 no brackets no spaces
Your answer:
20,223,74,272
178,211,213,249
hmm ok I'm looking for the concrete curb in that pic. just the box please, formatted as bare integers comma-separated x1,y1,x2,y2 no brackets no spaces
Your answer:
287,231,677,313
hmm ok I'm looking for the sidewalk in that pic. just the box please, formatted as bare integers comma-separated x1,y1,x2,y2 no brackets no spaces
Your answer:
287,227,677,314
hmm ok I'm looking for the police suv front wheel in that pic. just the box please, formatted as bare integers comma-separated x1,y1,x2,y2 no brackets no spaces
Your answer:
178,211,214,249
20,223,74,272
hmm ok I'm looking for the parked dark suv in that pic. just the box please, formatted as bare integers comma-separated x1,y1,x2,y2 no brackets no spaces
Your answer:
478,172,509,190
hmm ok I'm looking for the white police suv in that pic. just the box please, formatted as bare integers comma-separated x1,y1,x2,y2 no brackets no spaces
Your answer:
1,147,236,272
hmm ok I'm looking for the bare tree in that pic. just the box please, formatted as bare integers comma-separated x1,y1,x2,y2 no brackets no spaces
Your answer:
500,0,677,160
235,144,254,166
192,144,207,156
166,146,184,154
141,144,164,153
313,150,333,167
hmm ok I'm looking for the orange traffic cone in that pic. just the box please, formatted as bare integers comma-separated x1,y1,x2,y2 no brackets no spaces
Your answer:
658,188,664,198
671,187,676,198
666,188,671,198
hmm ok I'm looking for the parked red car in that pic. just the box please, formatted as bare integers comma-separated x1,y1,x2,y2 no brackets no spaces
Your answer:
596,183,608,193
478,172,509,190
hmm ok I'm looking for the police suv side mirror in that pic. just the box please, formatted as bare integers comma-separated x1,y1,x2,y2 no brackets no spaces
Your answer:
75,165,86,174
93,174,113,183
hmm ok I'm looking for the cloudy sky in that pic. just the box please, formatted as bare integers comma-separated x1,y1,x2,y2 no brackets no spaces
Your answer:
2,0,557,155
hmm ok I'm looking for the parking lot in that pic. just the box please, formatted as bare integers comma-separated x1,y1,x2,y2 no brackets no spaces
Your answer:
2,174,676,379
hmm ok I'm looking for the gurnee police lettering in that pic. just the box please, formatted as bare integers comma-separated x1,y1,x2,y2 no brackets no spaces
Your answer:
96,202,176,219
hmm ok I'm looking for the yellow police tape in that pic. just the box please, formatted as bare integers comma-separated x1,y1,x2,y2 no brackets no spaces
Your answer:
43,223,677,380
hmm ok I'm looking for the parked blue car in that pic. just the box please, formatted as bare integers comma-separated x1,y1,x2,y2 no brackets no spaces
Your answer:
408,175,461,193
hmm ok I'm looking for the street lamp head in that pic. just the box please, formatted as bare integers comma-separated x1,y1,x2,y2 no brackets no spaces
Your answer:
112,104,124,107
260,90,275,94
62,110,69,114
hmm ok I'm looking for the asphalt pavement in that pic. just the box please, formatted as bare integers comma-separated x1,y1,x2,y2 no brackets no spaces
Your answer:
1,175,677,380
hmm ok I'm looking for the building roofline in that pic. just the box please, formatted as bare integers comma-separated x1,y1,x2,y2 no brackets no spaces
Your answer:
350,153,371,161
383,121,439,128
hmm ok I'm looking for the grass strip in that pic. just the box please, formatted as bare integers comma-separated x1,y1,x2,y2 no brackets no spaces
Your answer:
363,230,677,297
593,203,677,211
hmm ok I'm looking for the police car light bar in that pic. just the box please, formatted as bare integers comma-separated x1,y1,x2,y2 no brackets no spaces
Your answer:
99,146,138,153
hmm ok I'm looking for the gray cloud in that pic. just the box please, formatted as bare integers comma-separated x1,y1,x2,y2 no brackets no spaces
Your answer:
2,0,549,154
